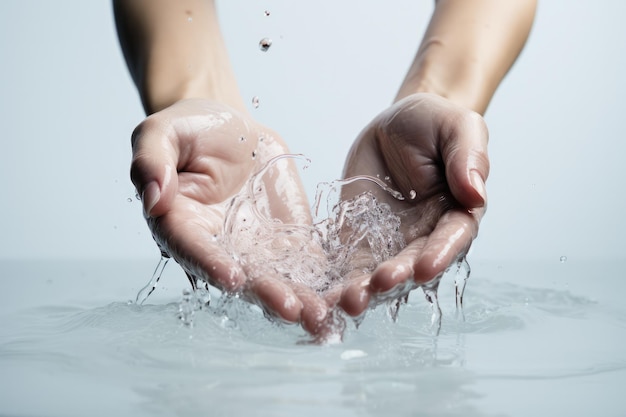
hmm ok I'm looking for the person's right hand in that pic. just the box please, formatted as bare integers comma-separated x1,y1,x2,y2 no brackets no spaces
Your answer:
130,99,329,335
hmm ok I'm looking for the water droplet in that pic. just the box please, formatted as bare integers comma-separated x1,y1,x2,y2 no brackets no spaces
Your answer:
384,176,390,182
560,255,568,263
187,16,192,22
239,136,246,142
259,37,272,52
259,136,264,142
126,197,132,203
135,191,141,201
264,10,270,17
252,150,257,159
409,190,417,200
252,96,260,108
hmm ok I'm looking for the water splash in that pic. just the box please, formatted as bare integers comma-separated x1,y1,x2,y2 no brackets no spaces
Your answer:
137,154,471,334
177,286,211,328
422,275,443,335
217,156,407,294
135,254,169,305
454,257,471,311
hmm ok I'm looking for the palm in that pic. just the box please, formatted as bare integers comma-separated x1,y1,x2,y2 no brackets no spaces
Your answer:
329,94,489,317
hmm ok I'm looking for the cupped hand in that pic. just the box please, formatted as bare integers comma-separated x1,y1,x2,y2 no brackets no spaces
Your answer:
328,93,490,317
130,99,328,334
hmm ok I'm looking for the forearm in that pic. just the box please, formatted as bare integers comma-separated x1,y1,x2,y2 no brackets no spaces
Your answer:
113,0,245,114
396,0,537,114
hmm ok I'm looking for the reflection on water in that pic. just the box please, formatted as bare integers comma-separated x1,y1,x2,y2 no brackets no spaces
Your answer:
1,260,625,416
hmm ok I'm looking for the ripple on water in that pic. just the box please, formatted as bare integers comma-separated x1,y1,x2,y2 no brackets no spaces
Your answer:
1,270,625,417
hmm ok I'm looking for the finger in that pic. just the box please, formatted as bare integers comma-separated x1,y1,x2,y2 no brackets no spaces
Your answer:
439,109,490,209
412,208,481,284
150,213,248,292
246,276,303,324
287,282,329,335
368,239,425,293
337,274,372,317
130,115,179,217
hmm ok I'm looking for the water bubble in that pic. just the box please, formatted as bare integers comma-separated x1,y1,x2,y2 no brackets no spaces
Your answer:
259,37,272,52
409,190,417,200
264,10,270,17
252,96,260,108
560,255,568,263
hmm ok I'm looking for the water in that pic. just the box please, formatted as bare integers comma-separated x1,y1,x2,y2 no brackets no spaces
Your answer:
1,259,625,416
217,156,407,298
259,37,272,52
252,96,260,108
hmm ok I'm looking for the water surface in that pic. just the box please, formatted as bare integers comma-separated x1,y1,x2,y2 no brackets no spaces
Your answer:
0,259,625,417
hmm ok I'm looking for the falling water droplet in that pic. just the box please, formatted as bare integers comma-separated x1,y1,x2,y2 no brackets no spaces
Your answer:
135,191,141,201
239,136,246,142
126,197,132,203
259,37,272,52
252,96,260,108
384,176,390,182
560,255,568,263
409,190,417,200
252,150,257,159
264,10,270,17
187,16,192,22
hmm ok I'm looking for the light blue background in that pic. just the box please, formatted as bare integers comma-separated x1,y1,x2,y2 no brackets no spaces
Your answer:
1,0,624,262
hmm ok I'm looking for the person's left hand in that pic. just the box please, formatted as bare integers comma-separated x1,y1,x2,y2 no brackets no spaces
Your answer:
323,93,490,317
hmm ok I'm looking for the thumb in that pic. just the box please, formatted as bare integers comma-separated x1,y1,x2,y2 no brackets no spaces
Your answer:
441,111,490,209
130,117,179,218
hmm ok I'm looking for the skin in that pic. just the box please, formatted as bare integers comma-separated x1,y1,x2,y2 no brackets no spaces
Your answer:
114,0,328,335
330,0,537,317
113,0,537,337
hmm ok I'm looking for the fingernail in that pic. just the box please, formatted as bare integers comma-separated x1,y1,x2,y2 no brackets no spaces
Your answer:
470,170,486,205
142,181,160,217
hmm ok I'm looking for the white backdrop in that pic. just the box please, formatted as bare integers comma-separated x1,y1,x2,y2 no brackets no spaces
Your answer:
1,0,624,262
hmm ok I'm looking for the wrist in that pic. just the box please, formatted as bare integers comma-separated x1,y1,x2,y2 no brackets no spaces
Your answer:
141,71,245,115
394,45,492,114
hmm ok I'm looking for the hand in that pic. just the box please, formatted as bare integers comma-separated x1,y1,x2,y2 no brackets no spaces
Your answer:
130,99,328,334
326,93,490,317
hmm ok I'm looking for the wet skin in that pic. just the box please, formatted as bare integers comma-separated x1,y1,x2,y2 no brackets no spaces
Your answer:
130,99,329,336
327,93,490,318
